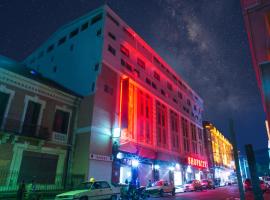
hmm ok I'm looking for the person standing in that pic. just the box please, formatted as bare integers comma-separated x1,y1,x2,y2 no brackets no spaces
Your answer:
17,180,26,200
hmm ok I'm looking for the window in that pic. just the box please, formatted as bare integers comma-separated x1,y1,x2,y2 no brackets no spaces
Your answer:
182,117,189,152
53,66,57,72
91,13,102,25
100,181,111,189
120,45,129,57
91,82,95,92
161,89,165,96
156,101,168,148
53,109,70,134
123,27,134,40
137,91,153,144
151,82,157,89
104,84,113,95
108,45,116,56
137,58,145,69
170,110,179,150
108,32,116,40
133,69,140,77
145,78,151,85
94,63,99,71
47,45,54,53
58,36,66,46
178,92,182,99
81,22,89,31
22,101,41,136
173,98,177,104
69,28,79,38
0,91,10,126
153,71,160,81
125,62,132,71
107,13,119,26
187,99,191,106
167,82,173,91
96,29,102,36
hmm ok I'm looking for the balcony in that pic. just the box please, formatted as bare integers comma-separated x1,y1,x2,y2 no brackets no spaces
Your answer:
0,118,50,140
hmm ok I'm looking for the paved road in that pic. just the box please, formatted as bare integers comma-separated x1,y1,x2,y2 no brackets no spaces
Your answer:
148,185,270,200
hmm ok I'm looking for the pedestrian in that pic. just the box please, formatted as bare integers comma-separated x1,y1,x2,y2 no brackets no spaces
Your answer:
25,180,36,200
17,180,26,200
147,179,152,188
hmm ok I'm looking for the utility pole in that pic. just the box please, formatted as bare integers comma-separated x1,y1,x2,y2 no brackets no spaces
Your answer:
245,144,263,200
229,119,245,200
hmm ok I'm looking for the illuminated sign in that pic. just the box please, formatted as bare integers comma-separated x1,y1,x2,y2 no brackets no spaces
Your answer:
187,157,207,168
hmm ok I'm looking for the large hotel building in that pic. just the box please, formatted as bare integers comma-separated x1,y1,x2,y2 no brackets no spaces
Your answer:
23,5,207,186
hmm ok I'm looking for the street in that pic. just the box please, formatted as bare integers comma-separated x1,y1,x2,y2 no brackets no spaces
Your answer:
148,185,270,200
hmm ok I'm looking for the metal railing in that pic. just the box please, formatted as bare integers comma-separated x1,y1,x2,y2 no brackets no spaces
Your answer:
0,170,85,192
0,117,50,140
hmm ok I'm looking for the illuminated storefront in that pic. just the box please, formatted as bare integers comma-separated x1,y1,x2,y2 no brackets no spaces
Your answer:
184,156,208,182
203,122,235,185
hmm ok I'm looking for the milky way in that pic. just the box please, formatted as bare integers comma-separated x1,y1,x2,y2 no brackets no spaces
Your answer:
0,0,267,151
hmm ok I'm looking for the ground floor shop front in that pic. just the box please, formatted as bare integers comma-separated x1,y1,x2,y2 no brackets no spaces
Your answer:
111,151,209,187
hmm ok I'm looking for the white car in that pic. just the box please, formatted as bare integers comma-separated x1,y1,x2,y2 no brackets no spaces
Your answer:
55,181,119,200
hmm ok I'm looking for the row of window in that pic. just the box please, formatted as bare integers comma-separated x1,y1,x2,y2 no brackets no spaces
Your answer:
105,12,200,104
106,42,201,119
0,91,71,138
29,13,103,65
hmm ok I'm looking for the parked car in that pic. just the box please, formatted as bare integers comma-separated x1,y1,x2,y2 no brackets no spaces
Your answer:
55,180,119,200
201,179,215,189
243,178,268,193
145,180,175,197
184,180,203,192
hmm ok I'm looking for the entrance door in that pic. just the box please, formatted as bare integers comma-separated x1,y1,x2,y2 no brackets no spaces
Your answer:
22,101,41,136
0,91,10,127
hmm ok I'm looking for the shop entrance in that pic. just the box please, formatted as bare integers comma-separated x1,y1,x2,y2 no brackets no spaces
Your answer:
119,165,132,184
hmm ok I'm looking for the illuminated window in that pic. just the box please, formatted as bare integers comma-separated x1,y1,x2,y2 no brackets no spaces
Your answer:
182,117,189,152
153,71,160,81
53,109,70,134
120,45,129,57
156,101,168,148
137,58,145,69
137,91,153,144
167,82,173,91
170,110,179,150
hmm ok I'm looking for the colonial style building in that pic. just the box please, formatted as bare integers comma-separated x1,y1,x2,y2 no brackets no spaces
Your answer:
203,121,235,186
241,0,270,169
0,55,81,191
23,5,207,186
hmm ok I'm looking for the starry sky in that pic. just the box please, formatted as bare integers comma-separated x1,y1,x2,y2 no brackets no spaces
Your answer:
0,0,267,152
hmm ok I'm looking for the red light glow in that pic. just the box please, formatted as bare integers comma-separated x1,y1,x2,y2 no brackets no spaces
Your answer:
187,157,207,168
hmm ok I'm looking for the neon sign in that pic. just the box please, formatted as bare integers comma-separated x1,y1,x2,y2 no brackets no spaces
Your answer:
188,157,207,168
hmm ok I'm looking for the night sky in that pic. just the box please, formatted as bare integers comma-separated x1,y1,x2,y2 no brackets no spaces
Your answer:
0,0,267,152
